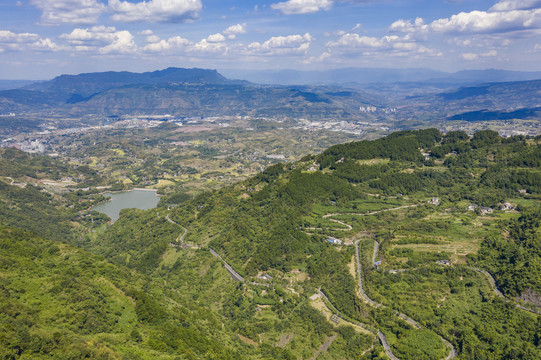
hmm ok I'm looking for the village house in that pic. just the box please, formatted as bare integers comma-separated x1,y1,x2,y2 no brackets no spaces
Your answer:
257,274,273,281
327,237,343,245
437,260,451,266
480,207,493,215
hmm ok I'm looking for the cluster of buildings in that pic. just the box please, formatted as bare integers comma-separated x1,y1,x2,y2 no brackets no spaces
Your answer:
359,106,397,114
294,118,390,135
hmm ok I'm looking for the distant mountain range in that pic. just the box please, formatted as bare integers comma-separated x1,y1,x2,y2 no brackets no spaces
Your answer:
0,80,37,91
220,67,541,86
0,67,539,123
25,67,242,98
0,68,381,119
400,79,541,121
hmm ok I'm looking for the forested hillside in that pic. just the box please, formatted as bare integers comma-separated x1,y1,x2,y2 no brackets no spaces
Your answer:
1,129,540,359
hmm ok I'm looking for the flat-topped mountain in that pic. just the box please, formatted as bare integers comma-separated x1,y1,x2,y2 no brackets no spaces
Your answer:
1,67,539,124
26,67,235,97
0,68,381,119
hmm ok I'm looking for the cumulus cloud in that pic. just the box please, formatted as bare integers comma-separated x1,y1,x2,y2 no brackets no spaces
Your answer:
389,0,541,37
142,34,226,54
247,33,313,55
460,50,498,60
193,39,227,53
99,31,136,53
0,31,39,43
30,0,105,25
430,9,541,34
489,0,541,12
207,33,226,43
390,18,428,33
61,26,136,54
0,30,61,52
143,36,191,52
326,33,440,57
271,0,333,15
109,0,202,23
223,23,246,39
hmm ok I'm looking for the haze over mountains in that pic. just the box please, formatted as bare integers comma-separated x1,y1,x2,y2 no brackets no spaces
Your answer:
220,68,541,86
0,67,539,124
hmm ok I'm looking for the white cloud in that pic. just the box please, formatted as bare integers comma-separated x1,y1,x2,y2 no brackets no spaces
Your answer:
99,31,136,54
460,50,498,60
223,23,246,39
271,0,333,15
109,0,202,23
146,34,161,43
247,33,313,55
143,34,226,54
489,0,541,12
207,33,226,43
138,29,159,42
30,0,105,25
61,26,118,45
461,52,479,60
61,26,136,54
430,9,541,34
0,31,39,43
0,30,61,52
326,33,440,57
32,38,62,51
143,36,192,52
193,39,227,53
390,18,428,33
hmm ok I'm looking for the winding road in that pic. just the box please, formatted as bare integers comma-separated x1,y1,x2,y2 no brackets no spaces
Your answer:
372,240,379,267
471,267,541,315
355,240,456,360
165,214,188,244
304,204,419,234
209,247,270,287
209,248,245,282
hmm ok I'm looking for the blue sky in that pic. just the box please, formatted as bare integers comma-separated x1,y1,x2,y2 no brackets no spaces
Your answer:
0,0,540,79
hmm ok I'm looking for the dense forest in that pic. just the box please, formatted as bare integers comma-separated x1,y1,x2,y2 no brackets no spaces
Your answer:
1,129,540,359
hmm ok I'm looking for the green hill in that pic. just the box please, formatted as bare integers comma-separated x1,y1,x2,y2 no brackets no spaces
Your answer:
1,129,540,359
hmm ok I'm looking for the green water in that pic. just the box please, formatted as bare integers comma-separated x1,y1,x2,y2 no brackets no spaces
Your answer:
92,189,160,222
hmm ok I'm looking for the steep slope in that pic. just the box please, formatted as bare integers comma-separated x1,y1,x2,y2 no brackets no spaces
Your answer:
2,130,540,359
401,79,541,120
0,226,243,359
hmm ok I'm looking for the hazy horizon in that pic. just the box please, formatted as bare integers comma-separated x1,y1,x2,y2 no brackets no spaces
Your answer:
1,1,541,79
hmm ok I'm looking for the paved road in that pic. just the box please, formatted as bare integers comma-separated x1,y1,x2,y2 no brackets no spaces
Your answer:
322,204,419,220
372,240,379,267
209,248,245,282
378,331,400,360
355,241,456,360
308,205,419,234
209,248,270,287
472,267,504,297
166,214,188,244
471,267,541,315
317,289,376,334
355,240,381,308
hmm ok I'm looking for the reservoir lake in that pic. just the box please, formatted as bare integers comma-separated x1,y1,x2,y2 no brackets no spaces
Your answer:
92,189,160,222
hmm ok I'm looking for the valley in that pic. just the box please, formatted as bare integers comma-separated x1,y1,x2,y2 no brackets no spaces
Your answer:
0,68,540,360
1,127,539,359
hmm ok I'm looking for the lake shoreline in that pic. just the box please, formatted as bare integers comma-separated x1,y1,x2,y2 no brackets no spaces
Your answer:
90,189,161,222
